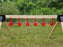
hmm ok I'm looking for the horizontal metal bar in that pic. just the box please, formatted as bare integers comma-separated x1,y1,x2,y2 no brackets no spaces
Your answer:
6,15,57,19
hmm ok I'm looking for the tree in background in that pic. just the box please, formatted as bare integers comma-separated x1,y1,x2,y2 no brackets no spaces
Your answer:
16,0,63,15
0,0,63,15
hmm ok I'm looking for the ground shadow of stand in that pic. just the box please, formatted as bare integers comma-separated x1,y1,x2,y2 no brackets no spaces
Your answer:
0,21,14,39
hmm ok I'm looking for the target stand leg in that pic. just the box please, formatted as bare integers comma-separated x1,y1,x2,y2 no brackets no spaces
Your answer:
48,21,60,38
3,21,14,39
61,22,63,32
0,22,2,30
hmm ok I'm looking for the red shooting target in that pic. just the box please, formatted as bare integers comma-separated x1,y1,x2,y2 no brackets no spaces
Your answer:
18,18,21,26
26,18,29,26
34,18,37,26
42,18,45,26
9,18,13,26
50,18,54,26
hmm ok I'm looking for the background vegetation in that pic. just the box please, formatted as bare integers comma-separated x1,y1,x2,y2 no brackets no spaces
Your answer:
0,0,63,15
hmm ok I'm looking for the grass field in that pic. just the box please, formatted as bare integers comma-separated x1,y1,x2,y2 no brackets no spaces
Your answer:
0,24,63,47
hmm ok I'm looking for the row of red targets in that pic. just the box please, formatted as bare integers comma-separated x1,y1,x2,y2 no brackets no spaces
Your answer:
9,18,54,26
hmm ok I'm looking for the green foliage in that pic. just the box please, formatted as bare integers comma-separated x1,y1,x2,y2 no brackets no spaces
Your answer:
0,1,19,15
16,0,63,15
0,0,63,15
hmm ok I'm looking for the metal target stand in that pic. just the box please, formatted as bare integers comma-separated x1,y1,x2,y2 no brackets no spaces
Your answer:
49,15,63,38
0,15,63,38
0,15,13,39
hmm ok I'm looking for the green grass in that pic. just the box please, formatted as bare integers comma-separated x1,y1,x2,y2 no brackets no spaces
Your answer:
0,24,63,47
